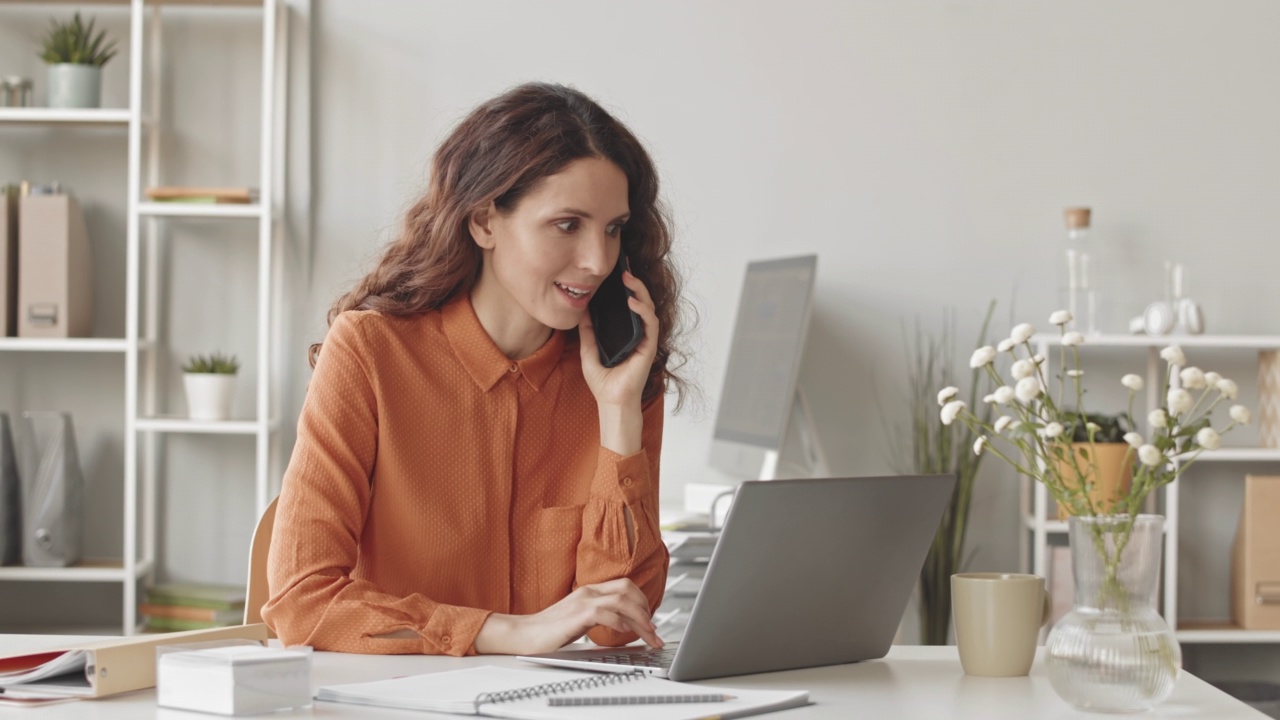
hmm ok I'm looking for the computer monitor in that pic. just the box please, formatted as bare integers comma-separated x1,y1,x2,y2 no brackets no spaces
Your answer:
708,255,829,481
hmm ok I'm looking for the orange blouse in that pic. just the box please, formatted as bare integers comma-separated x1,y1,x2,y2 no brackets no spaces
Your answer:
262,296,668,655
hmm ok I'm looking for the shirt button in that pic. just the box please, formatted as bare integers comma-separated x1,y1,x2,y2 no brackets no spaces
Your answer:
508,363,518,373
622,477,634,487
441,635,451,645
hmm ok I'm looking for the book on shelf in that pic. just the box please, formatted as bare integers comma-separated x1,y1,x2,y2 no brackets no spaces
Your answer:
316,664,809,720
146,582,246,611
144,186,258,204
139,602,244,625
0,624,268,702
143,615,242,633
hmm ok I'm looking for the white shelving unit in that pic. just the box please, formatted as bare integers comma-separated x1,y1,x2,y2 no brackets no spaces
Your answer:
1021,332,1280,646
0,0,287,635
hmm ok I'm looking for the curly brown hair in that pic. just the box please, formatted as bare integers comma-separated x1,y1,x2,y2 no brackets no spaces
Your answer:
311,82,690,408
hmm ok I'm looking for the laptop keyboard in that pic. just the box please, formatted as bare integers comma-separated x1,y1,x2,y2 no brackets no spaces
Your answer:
592,647,680,668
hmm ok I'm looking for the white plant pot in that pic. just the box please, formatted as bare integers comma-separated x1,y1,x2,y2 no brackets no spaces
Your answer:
184,373,236,421
47,64,102,109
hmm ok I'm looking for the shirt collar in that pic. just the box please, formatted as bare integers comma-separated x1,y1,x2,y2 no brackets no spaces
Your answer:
441,294,565,393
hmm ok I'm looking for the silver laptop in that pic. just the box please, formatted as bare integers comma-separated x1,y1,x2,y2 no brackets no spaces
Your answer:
519,474,955,681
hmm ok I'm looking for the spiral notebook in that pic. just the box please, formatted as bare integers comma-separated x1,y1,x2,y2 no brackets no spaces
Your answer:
315,665,809,719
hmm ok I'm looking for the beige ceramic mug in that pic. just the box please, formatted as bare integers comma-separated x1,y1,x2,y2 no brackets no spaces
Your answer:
952,573,1051,677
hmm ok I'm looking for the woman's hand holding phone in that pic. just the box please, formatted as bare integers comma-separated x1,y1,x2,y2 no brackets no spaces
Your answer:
579,268,659,457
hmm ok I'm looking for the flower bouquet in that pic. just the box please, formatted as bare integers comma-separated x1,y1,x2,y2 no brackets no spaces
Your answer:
938,310,1250,713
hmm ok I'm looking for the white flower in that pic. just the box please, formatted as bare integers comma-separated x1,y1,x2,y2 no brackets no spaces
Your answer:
1049,310,1073,326
1218,378,1239,400
1011,323,1035,344
994,415,1013,433
1196,427,1221,450
1167,388,1193,415
970,346,997,369
1011,359,1036,380
1067,369,1084,378
982,394,995,404
1121,374,1144,391
1179,367,1207,390
1015,377,1042,404
997,338,1016,353
937,386,959,406
1038,422,1064,439
940,400,967,426
1204,371,1222,387
1148,409,1168,428
1138,444,1163,467
1124,432,1144,448
1161,345,1187,367
1033,353,1046,365
1230,405,1251,425
1062,332,1085,347
973,436,988,456
1086,422,1101,435
993,386,1015,405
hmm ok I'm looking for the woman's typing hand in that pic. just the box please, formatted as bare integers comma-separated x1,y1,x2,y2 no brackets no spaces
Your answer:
474,578,662,654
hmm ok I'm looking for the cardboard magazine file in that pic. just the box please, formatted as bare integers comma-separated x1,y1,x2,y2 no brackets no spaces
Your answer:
1231,475,1280,630
0,623,268,698
17,193,92,338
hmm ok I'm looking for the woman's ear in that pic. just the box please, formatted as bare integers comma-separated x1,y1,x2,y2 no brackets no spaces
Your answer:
469,203,497,250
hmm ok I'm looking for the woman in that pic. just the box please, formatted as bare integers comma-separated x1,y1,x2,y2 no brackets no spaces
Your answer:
263,82,688,656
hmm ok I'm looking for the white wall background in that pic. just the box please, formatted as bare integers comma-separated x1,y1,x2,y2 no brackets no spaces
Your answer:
3,0,1279,681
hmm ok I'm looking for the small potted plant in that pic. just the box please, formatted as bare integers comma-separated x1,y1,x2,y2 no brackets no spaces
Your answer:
182,353,240,421
38,12,117,109
1054,411,1135,519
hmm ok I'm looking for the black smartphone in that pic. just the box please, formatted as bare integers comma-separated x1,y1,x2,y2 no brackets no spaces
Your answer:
588,254,644,368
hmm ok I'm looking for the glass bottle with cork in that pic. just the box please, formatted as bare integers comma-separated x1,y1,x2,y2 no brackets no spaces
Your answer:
1059,207,1095,334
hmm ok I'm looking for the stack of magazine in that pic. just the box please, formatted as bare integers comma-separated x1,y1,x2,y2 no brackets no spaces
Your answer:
657,513,720,642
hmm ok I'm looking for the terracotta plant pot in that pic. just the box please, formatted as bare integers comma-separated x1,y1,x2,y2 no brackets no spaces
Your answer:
1053,442,1134,519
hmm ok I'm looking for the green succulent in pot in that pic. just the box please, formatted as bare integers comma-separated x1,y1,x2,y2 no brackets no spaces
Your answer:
39,12,117,109
39,12,118,67
182,353,241,375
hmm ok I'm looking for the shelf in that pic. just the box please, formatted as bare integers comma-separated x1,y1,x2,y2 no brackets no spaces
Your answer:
0,559,151,582
1177,622,1280,643
0,337,137,353
1177,448,1280,463
137,202,263,218
135,417,274,434
0,1,262,6
1022,515,1172,534
1023,516,1068,533
0,107,132,126
1032,333,1280,349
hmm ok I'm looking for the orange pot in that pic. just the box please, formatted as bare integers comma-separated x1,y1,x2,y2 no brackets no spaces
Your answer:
1053,442,1134,519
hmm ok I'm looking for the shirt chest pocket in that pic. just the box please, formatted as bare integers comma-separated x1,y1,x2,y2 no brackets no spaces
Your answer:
536,505,585,605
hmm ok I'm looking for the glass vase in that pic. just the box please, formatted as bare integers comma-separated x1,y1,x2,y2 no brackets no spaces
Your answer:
1045,514,1180,713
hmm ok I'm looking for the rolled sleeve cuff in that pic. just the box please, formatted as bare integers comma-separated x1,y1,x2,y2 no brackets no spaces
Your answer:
590,447,652,505
420,604,493,656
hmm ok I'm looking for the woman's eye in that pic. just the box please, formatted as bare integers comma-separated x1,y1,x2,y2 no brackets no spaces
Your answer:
555,219,578,233
607,223,624,237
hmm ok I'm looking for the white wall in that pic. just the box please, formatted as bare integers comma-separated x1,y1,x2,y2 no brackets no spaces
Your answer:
298,1,1280,674
3,0,1280,679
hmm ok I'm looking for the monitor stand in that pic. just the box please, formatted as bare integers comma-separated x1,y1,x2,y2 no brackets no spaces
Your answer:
697,387,832,528
759,386,830,481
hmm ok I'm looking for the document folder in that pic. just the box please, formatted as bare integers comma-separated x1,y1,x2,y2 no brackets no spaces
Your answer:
0,623,269,698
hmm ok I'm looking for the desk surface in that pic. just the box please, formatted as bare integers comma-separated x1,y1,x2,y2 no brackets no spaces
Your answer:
0,635,1266,719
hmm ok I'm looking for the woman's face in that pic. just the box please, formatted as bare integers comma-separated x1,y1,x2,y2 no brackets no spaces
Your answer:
472,156,631,337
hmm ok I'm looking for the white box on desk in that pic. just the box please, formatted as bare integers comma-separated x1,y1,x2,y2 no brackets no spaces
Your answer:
157,643,312,716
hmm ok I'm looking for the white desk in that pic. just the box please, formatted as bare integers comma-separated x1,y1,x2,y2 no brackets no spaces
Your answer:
1,635,1266,718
